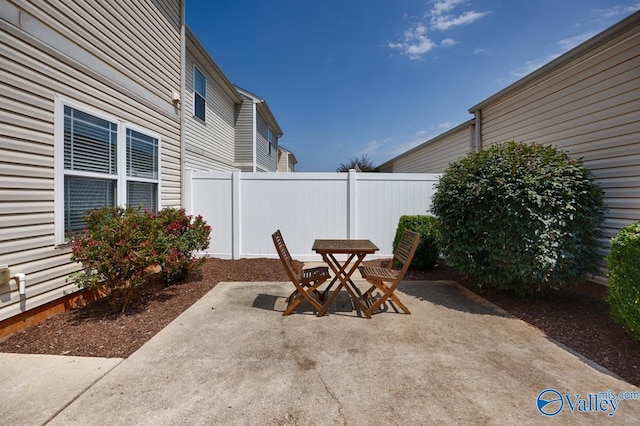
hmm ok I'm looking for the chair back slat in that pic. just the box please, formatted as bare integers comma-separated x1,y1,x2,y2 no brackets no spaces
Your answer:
272,230,299,282
357,230,420,316
392,230,420,273
272,230,328,316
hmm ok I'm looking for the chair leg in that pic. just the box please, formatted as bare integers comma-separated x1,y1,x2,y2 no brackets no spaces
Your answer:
387,292,411,314
283,280,325,316
364,282,410,316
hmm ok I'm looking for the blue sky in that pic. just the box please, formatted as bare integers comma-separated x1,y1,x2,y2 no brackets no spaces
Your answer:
186,0,639,172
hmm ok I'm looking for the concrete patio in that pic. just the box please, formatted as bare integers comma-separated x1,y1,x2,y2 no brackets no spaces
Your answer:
2,279,639,425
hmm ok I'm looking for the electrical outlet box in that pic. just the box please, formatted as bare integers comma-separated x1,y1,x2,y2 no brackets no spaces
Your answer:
0,265,9,285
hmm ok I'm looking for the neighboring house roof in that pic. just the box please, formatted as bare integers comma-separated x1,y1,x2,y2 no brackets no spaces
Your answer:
186,27,242,105
234,85,284,137
469,10,640,113
376,120,473,170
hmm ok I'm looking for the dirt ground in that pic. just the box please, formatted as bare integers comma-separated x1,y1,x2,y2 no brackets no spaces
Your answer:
0,258,638,387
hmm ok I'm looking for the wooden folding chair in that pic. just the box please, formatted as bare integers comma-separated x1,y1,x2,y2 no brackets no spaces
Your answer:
272,230,331,316
358,230,420,316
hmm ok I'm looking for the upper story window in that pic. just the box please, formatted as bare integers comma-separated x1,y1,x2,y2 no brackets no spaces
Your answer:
194,66,206,121
268,128,273,156
55,98,160,244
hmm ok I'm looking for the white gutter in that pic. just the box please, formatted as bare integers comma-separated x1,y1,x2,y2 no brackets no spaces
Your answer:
252,101,257,173
179,0,187,206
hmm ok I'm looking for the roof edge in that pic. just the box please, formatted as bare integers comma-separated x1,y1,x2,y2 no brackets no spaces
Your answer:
376,120,473,169
186,27,242,105
235,85,284,136
468,10,640,113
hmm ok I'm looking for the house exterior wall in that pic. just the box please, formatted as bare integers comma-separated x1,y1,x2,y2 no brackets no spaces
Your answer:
277,149,296,172
377,122,473,173
185,36,237,172
255,112,277,172
234,88,283,172
234,98,255,171
472,13,640,282
0,0,183,321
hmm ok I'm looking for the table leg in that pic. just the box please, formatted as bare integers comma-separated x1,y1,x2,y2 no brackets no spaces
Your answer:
317,253,371,319
342,253,371,318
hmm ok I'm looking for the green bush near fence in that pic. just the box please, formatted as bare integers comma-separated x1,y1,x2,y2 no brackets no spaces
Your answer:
607,222,640,341
392,215,439,270
431,141,606,296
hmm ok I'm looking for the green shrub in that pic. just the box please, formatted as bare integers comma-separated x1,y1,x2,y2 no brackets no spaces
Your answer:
70,206,211,312
607,222,640,341
393,215,439,270
431,141,606,296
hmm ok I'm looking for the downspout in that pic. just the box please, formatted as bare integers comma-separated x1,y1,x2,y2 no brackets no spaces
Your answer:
469,119,475,152
474,109,482,152
252,102,257,173
179,0,187,206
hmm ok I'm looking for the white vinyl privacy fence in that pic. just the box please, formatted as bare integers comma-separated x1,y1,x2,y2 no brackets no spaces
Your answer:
184,169,440,260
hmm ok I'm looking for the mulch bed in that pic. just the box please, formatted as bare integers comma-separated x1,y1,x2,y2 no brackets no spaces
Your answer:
0,258,638,387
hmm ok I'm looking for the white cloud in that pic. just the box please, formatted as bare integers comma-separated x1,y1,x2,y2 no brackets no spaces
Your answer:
509,27,601,80
388,1,488,59
592,3,640,19
509,51,564,79
361,140,383,155
430,0,465,16
388,24,436,59
438,122,455,130
430,10,488,31
558,32,597,51
441,38,457,47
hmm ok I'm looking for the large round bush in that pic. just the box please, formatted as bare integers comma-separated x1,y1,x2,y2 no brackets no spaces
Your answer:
607,222,640,340
431,141,606,295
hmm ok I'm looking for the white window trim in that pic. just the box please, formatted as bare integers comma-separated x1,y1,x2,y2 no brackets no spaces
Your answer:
193,65,206,122
54,95,162,245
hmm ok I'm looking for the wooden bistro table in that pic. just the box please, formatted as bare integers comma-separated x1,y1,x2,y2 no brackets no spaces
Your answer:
312,239,379,318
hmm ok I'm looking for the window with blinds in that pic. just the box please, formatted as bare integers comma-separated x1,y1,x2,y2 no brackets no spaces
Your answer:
64,106,117,174
61,105,159,237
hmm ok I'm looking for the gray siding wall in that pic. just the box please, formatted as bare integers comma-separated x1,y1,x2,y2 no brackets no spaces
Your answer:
478,19,640,283
234,99,255,171
0,0,182,321
185,49,236,172
255,112,277,172
378,123,472,173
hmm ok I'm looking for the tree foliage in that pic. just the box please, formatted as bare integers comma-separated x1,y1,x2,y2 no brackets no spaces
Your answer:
336,154,377,172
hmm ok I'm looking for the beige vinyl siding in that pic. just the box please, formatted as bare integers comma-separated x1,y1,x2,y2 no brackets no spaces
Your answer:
184,51,236,171
277,150,296,172
234,99,255,171
0,0,182,321
10,0,181,106
377,122,472,173
476,17,640,283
